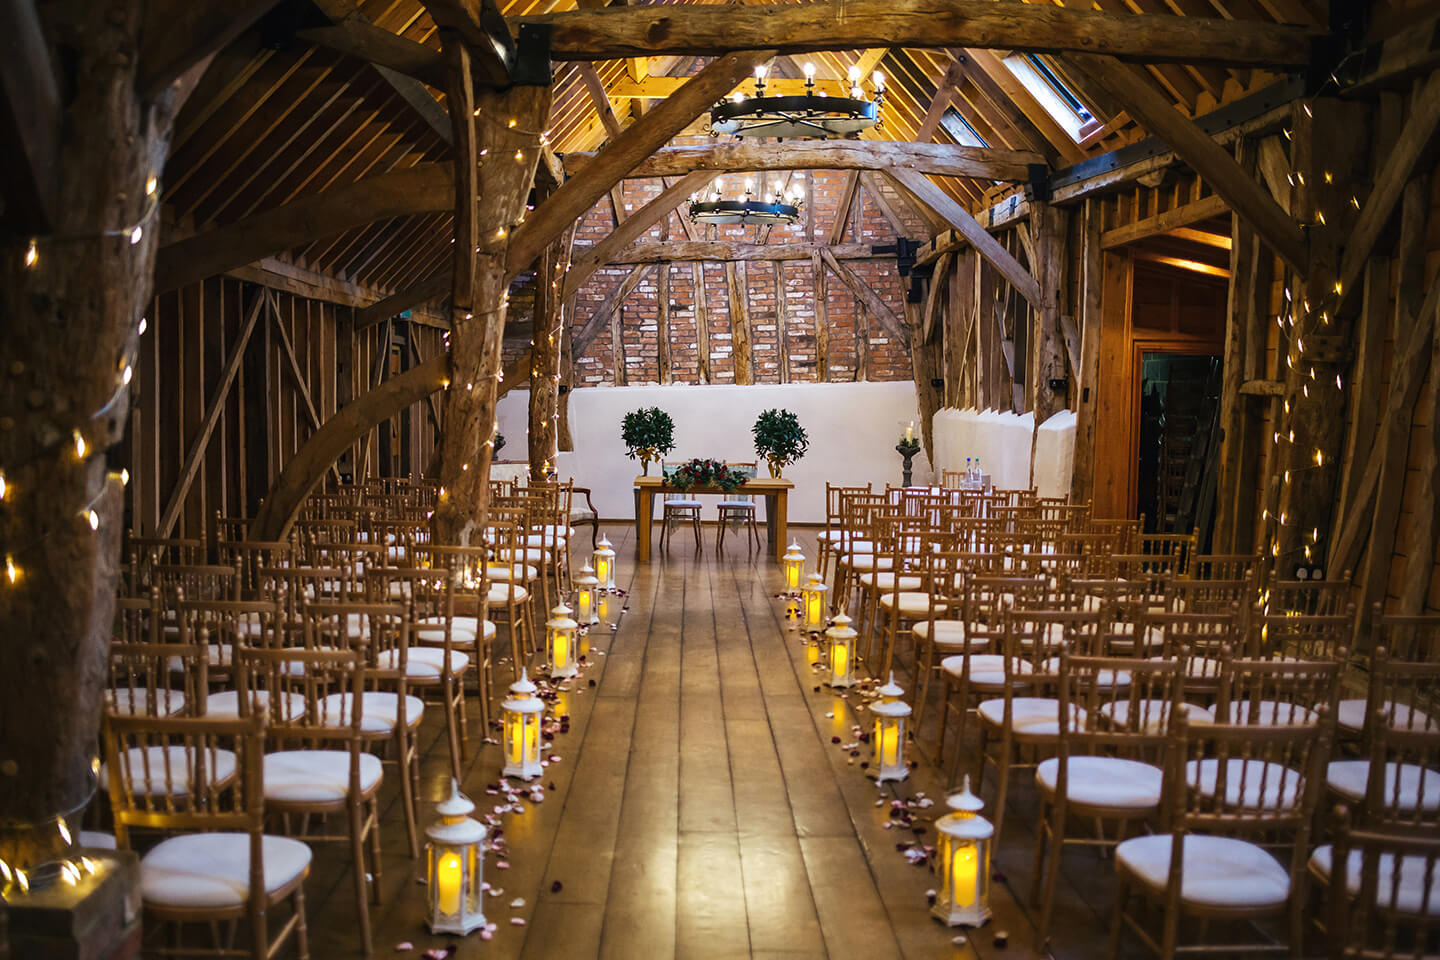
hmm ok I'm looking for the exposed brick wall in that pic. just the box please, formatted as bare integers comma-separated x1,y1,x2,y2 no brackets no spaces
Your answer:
567,167,915,386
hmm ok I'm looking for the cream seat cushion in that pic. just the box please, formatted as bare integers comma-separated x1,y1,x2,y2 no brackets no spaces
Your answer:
1326,760,1440,812
1309,845,1440,915
141,833,312,909
486,562,538,581
1117,834,1290,908
205,690,305,722
319,691,424,733
1338,698,1433,734
976,697,1084,738
415,616,496,646
377,646,469,679
487,583,529,605
498,547,549,565
661,498,703,509
1042,659,1130,689
846,554,893,572
858,571,923,592
717,500,757,510
80,830,117,850
878,591,932,616
101,745,237,796
1186,758,1303,809
841,540,877,556
1209,700,1320,727
912,620,981,650
1036,756,1163,810
1098,700,1211,734
941,654,1034,687
107,687,187,717
264,750,383,804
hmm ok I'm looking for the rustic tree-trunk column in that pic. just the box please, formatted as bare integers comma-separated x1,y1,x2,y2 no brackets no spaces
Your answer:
432,37,550,544
529,226,575,480
0,2,184,866
1028,201,1067,484
558,294,577,450
1272,98,1368,574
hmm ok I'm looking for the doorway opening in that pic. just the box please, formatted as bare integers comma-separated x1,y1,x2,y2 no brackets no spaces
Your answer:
1136,352,1221,544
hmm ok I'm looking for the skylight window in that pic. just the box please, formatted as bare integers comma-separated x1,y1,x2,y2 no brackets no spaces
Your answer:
940,107,987,149
1003,53,1094,142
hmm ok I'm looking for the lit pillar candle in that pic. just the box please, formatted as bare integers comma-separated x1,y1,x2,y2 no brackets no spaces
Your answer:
801,573,828,633
825,613,856,687
594,536,616,590
782,540,806,593
871,672,911,782
437,852,462,914
575,563,599,624
546,602,579,679
932,776,993,927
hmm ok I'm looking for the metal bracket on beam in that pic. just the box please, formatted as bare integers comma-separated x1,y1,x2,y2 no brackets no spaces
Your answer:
510,23,553,87
1027,164,1051,203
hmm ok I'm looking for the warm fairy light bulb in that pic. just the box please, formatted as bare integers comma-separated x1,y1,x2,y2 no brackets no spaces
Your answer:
121,364,132,385
0,472,5,499
119,468,128,486
86,509,99,531
496,227,507,238
25,240,37,268
129,226,142,245
146,175,158,195
138,316,147,335
73,430,86,459
515,150,524,162
1314,449,1324,466
5,555,16,584
508,118,517,128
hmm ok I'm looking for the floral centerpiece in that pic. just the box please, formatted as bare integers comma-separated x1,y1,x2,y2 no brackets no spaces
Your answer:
621,407,676,475
663,458,750,493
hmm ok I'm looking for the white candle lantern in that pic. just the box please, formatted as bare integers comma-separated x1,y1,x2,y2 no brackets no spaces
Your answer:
825,613,857,688
932,776,993,927
502,669,544,780
801,573,828,632
594,536,616,590
426,778,487,934
575,563,600,624
547,602,579,679
782,540,805,593
871,671,911,782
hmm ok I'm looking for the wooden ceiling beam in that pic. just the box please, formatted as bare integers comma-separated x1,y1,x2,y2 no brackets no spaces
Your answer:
889,167,1040,305
155,162,452,291
1065,52,1307,271
514,0,1315,67
298,20,447,90
506,50,773,277
138,0,282,97
356,272,452,329
605,240,877,263
0,0,60,233
423,0,516,88
562,139,1045,182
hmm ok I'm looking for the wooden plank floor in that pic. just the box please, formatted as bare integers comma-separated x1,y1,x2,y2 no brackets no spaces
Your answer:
301,524,1141,960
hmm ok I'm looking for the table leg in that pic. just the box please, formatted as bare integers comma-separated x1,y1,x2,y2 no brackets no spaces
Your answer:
774,489,788,563
764,494,777,556
636,488,652,563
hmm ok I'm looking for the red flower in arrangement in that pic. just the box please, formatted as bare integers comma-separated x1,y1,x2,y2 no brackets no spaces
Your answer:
662,457,751,493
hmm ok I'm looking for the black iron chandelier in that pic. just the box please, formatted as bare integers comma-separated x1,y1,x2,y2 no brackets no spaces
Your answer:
688,177,803,226
709,62,884,140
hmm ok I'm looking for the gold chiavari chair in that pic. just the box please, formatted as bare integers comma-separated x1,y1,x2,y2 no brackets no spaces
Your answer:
1111,713,1332,959
1324,811,1440,960
237,646,382,956
411,544,497,724
819,483,873,581
105,711,311,960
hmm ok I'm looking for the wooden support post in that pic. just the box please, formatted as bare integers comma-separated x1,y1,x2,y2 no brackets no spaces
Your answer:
692,262,711,383
1333,258,1389,537
558,294,576,451
773,261,790,384
811,252,829,382
725,260,753,384
1071,199,1103,505
432,38,550,545
907,300,943,468
1400,320,1440,614
1028,201,1067,443
1273,98,1368,575
528,230,570,480
0,0,191,863
657,262,672,384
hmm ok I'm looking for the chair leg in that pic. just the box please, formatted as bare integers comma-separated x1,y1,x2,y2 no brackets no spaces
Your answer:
293,882,310,960
1108,875,1127,960
348,798,374,955
691,510,702,551
367,795,383,902
716,512,727,552
395,732,419,858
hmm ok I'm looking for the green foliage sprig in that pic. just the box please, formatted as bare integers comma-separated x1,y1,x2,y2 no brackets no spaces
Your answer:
752,408,810,473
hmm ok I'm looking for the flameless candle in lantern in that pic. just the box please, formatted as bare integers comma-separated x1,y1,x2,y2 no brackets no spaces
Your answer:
426,778,487,935
825,613,857,687
594,536,616,590
546,602,579,679
932,776,993,927
801,573,828,632
782,540,805,593
871,671,911,782
502,669,544,780
575,563,600,624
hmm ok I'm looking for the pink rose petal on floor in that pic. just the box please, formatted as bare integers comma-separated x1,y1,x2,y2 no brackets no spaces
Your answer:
510,918,527,926
394,942,413,952
495,860,510,869
479,930,493,942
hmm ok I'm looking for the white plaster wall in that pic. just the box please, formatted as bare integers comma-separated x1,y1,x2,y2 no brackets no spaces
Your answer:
495,381,931,523
931,407,1075,498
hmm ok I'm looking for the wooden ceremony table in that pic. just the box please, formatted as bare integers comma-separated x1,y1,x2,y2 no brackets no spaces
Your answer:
633,475,794,563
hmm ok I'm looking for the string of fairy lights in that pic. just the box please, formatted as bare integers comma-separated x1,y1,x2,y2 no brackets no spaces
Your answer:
2,176,160,587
